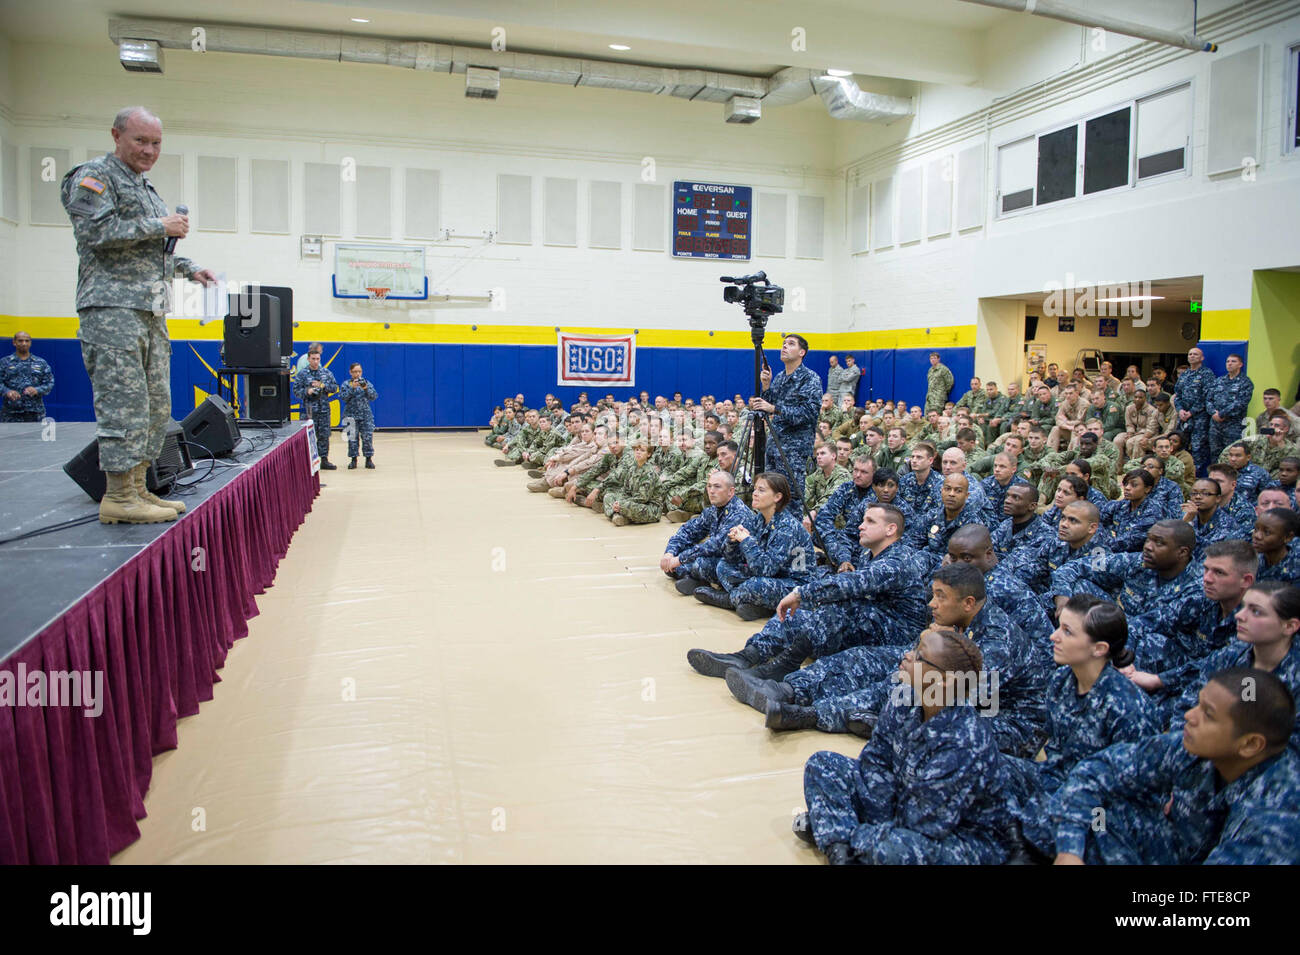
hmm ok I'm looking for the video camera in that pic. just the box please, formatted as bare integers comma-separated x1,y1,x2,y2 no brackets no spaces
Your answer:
721,271,785,346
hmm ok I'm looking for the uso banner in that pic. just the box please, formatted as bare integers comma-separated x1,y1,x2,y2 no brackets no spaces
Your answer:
557,332,636,387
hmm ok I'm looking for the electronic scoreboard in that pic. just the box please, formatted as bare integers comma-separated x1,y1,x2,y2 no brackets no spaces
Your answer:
671,181,751,260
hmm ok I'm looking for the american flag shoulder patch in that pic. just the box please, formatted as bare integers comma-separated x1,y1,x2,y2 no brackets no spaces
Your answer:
78,176,106,194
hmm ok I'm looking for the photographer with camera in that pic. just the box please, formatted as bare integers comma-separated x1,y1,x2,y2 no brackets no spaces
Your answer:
292,342,339,469
750,334,822,510
341,361,379,469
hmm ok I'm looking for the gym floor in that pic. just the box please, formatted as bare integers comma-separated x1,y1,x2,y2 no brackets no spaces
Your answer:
113,431,863,864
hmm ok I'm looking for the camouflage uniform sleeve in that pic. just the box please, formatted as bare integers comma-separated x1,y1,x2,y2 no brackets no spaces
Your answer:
61,168,166,250
320,370,339,395
1052,733,1188,858
801,548,913,605
291,368,310,401
1204,810,1300,865
34,358,54,396
364,381,378,401
1047,550,1136,599
895,719,996,841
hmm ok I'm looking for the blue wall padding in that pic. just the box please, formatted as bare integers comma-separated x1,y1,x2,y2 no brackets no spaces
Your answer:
11,340,976,428
1194,342,1248,377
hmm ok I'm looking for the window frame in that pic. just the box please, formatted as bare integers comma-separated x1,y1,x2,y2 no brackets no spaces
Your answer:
994,78,1194,219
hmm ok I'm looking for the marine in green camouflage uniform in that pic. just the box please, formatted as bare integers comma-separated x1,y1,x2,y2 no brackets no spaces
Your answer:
605,445,664,524
925,354,954,414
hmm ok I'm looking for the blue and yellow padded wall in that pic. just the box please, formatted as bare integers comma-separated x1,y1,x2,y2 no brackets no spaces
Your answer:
0,317,975,428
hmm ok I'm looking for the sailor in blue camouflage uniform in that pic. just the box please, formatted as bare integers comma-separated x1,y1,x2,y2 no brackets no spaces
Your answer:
0,333,55,422
1184,477,1249,562
1099,468,1162,552
897,444,943,515
749,335,822,510
1052,669,1299,865
991,483,1053,560
292,346,339,466
1003,595,1160,857
1002,500,1107,599
338,362,378,467
1253,509,1300,585
1173,346,1217,476
812,456,876,567
763,562,1049,754
1223,442,1271,503
1168,582,1300,746
661,470,753,592
980,451,1031,520
704,472,815,618
689,504,926,680
796,628,1015,865
1209,463,1258,527
1206,353,1253,464
917,473,987,572
1047,520,1204,679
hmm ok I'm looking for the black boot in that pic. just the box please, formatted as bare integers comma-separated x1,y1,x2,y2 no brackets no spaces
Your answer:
674,574,701,595
747,636,812,681
686,645,761,678
791,811,815,846
725,667,793,713
692,585,734,610
348,457,358,469
824,842,853,866
734,602,770,622
845,712,878,739
764,699,818,731
320,456,337,470
365,457,375,469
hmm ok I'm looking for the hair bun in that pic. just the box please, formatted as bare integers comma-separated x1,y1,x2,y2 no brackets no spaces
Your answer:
1112,647,1135,669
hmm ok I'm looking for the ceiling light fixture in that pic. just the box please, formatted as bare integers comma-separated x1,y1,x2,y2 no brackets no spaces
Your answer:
1094,295,1166,303
609,44,631,51
351,18,371,24
826,69,852,77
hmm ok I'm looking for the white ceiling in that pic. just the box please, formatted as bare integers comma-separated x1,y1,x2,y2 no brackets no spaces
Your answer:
0,0,1017,85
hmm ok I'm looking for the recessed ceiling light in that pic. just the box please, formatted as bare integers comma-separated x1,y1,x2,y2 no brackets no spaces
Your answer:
609,44,631,51
1094,295,1166,303
826,68,852,77
351,18,371,23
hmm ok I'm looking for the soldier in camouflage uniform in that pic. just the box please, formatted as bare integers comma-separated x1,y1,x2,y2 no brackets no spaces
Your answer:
803,442,850,526
1173,346,1217,476
292,346,339,467
661,431,717,520
991,381,1025,437
797,630,1015,865
498,409,539,465
750,335,823,510
975,381,1006,444
1052,670,1299,865
1098,469,1163,552
573,437,626,507
484,405,512,447
953,377,985,416
338,362,378,468
601,442,661,525
0,332,54,422
925,352,954,414
60,107,217,523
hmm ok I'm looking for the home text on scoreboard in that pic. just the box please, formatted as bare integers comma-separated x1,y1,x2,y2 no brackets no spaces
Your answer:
671,181,752,261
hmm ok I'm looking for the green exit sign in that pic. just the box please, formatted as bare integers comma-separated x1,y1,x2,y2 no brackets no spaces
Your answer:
1190,301,1202,313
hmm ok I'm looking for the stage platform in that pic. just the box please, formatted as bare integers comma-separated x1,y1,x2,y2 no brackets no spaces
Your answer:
0,419,320,864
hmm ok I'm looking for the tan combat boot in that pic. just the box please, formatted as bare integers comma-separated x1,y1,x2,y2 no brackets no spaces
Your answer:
100,470,178,525
133,462,186,514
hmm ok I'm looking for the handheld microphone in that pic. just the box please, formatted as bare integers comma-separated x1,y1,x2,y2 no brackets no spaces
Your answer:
165,204,188,255
719,270,767,284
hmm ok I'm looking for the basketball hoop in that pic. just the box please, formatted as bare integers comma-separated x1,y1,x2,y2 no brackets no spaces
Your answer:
365,287,390,301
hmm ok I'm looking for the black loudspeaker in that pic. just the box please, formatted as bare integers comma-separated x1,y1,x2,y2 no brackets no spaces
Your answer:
1025,315,1039,341
181,395,241,458
63,421,194,503
255,285,294,359
222,290,281,368
246,371,290,425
